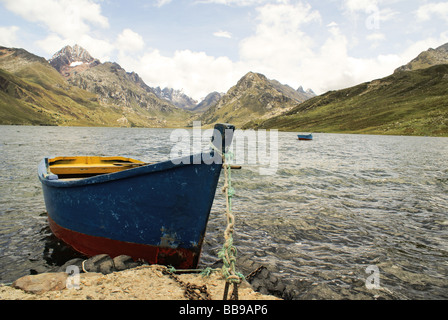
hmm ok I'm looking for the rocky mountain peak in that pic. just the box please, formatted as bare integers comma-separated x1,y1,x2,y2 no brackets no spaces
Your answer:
237,72,268,89
193,91,223,113
199,71,317,126
306,88,316,95
49,44,100,74
298,86,316,99
394,42,448,73
436,42,448,52
152,87,198,110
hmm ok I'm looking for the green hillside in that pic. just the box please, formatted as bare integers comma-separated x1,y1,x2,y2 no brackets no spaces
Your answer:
0,46,191,127
0,66,164,127
248,64,448,137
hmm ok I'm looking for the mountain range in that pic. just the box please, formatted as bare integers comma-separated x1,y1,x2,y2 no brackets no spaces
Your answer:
1,42,447,136
0,44,315,128
0,45,193,127
48,45,191,122
199,71,315,127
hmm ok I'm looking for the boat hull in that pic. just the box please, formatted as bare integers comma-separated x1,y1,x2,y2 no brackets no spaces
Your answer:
39,154,223,269
47,216,199,268
298,134,313,141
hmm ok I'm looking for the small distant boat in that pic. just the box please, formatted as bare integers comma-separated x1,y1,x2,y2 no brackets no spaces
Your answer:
38,123,235,269
298,134,313,141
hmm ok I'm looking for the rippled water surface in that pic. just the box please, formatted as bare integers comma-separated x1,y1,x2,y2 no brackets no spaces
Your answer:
0,125,447,299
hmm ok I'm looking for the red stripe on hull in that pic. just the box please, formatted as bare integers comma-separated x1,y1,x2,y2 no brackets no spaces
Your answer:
48,217,200,269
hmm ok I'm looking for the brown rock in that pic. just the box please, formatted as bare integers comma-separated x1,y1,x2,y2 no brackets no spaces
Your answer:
12,273,68,294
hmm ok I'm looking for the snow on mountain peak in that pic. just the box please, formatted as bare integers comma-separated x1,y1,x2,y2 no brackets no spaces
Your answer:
70,61,84,67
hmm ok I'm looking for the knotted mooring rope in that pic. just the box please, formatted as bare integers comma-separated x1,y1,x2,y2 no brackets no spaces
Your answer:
163,140,243,301
167,145,243,300
217,150,244,300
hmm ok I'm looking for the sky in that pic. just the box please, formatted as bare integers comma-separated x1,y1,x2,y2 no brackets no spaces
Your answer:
1,0,448,101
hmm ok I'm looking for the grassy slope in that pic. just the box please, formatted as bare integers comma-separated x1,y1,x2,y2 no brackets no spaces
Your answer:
200,92,281,127
251,64,448,136
0,62,190,127
1,66,117,126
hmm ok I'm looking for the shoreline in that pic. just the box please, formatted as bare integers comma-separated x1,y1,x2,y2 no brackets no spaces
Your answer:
1,124,447,138
0,264,281,300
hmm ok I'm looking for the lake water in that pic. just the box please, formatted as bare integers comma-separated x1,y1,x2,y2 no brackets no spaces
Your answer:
0,125,447,299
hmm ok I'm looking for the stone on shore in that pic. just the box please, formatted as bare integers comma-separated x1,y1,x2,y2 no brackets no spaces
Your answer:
113,255,139,271
12,272,68,294
82,254,115,274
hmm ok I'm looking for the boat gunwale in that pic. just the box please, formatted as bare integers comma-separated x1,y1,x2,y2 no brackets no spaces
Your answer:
38,152,222,188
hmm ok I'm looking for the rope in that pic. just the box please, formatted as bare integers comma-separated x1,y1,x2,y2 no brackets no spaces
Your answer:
218,150,244,300
166,266,218,277
165,141,243,300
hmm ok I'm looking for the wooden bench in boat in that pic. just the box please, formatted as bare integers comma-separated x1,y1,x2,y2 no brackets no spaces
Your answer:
48,156,148,178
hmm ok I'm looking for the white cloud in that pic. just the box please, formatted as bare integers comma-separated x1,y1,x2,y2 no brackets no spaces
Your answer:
343,0,378,13
238,2,321,88
0,26,19,47
239,2,321,63
117,2,324,101
34,34,67,55
416,2,448,23
1,0,109,39
195,0,274,6
154,0,172,7
342,0,397,29
116,29,145,53
77,34,115,62
119,49,244,101
310,32,448,94
213,30,232,39
1,0,111,58
301,37,398,94
377,7,398,23
235,1,446,95
366,32,386,49
366,32,385,41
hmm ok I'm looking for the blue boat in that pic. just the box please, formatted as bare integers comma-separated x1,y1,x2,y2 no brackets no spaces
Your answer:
297,134,313,141
38,123,235,269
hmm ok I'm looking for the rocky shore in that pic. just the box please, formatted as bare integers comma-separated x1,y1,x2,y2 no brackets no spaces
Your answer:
1,253,401,300
0,254,285,300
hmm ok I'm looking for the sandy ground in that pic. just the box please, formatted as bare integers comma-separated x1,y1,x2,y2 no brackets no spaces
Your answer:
0,265,280,300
